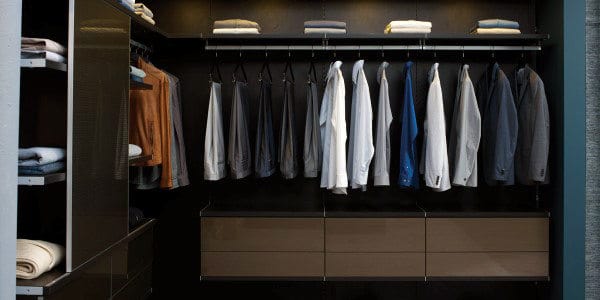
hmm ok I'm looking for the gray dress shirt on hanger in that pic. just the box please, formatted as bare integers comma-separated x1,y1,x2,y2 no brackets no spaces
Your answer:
228,80,252,179
347,60,374,190
373,62,393,186
477,63,519,186
204,81,226,180
255,79,276,178
514,65,550,185
279,77,298,179
448,65,481,187
166,73,190,188
304,69,321,178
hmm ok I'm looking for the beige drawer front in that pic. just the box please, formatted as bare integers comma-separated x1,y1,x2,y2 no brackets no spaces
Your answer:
201,252,324,277
426,218,549,252
326,253,425,277
427,252,549,277
201,217,324,252
326,218,425,252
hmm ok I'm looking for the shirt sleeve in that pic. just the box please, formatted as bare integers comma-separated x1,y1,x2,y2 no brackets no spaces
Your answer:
424,79,447,188
452,77,481,185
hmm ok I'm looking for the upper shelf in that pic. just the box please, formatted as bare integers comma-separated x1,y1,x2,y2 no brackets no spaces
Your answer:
105,0,168,39
202,33,549,42
18,173,66,186
21,59,67,72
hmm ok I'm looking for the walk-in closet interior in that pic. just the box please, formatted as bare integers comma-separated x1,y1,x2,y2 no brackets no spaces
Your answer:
8,0,588,299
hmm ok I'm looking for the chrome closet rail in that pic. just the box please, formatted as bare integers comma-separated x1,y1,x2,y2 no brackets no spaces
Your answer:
204,45,541,51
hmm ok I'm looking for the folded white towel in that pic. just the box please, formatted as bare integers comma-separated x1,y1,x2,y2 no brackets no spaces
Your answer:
133,3,154,18
16,239,65,280
19,147,66,166
129,144,142,157
304,28,347,34
386,20,432,29
21,50,67,63
213,28,261,34
134,12,156,25
21,38,67,56
472,28,521,34
385,27,431,34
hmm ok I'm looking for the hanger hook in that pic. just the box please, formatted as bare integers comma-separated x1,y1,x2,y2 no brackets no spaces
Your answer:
311,45,315,58
333,45,337,59
265,46,268,58
433,45,436,58
358,45,361,58
288,45,291,58
381,45,384,59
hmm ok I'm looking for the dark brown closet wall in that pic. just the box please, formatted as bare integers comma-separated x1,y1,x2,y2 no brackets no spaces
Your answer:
131,0,553,299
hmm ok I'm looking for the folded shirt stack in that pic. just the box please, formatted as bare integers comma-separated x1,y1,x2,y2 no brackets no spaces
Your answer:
471,19,521,34
18,147,66,175
17,239,65,280
130,65,146,83
21,37,67,63
384,20,432,34
304,20,347,34
134,3,156,25
213,19,261,34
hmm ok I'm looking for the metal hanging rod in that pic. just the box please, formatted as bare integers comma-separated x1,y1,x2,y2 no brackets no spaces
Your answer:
205,45,541,51
130,39,152,52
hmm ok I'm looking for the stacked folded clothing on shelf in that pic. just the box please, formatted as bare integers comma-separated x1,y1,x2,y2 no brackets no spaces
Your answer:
130,65,146,83
129,144,143,157
304,20,347,34
117,0,134,11
18,147,66,175
213,19,261,34
471,19,521,34
17,239,65,280
21,38,67,63
134,3,156,25
384,20,432,34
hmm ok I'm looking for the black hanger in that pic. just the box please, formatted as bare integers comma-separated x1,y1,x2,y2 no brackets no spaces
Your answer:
308,60,318,84
232,51,248,83
283,52,295,83
209,53,223,83
259,60,272,83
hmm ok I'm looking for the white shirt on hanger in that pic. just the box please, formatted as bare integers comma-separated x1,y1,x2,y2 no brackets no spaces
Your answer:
347,60,374,190
420,63,451,191
373,62,393,186
320,61,348,194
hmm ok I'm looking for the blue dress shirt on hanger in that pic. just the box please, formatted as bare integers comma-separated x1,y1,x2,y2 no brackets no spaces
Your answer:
398,61,420,188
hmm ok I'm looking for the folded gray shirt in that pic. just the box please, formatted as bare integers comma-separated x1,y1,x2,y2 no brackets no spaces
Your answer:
214,19,261,31
304,20,346,29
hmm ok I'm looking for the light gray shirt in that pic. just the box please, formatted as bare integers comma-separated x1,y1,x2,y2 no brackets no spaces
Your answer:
347,60,374,190
204,81,226,180
448,65,481,187
166,73,190,188
373,62,393,186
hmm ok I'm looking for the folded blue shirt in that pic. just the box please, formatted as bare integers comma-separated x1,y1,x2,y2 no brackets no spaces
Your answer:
19,161,65,175
477,19,520,29
304,20,346,29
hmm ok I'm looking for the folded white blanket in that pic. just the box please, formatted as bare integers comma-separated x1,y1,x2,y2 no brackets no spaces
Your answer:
385,27,431,34
133,3,154,18
213,28,261,34
135,12,156,25
304,28,347,34
472,28,521,34
386,20,432,29
19,147,66,166
16,239,65,280
21,50,67,63
21,38,66,56
129,144,142,157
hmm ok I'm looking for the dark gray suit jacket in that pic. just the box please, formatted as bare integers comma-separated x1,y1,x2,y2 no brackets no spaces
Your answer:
477,63,519,186
514,66,550,185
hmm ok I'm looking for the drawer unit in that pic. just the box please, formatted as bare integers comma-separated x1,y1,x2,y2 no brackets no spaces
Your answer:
201,252,324,277
325,218,424,252
426,218,549,278
326,253,425,277
201,217,324,252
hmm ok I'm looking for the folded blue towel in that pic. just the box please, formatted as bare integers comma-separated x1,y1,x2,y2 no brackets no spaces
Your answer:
304,20,346,29
477,19,520,29
19,161,65,175
131,75,144,83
